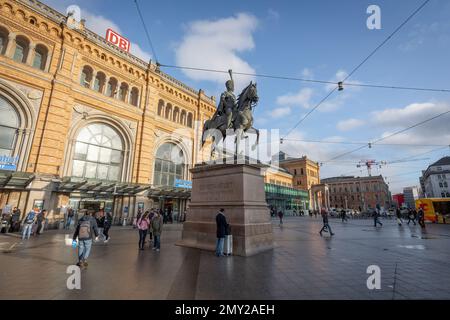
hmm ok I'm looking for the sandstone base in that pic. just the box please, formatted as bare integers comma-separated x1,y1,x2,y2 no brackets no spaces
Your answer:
177,161,274,256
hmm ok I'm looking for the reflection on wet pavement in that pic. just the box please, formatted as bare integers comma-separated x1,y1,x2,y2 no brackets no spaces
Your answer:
1,217,450,300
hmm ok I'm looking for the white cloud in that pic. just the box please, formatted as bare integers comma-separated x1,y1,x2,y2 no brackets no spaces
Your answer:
337,118,365,131
276,88,314,109
270,107,291,118
175,13,258,91
370,101,450,146
399,22,450,51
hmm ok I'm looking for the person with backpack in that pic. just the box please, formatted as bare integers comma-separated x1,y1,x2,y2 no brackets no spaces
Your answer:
73,211,99,268
319,208,334,236
147,209,155,245
22,208,38,240
151,210,163,252
103,211,113,243
137,211,150,250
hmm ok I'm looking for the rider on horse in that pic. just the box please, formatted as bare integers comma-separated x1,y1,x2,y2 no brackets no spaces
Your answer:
213,70,236,129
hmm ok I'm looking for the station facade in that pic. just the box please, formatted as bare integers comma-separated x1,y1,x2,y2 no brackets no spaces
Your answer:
0,0,216,225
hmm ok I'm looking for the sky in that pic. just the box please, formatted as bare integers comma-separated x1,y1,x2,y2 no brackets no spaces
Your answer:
42,0,450,193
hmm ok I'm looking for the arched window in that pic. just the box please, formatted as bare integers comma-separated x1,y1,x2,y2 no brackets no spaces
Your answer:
0,96,19,156
119,83,128,102
165,104,172,119
173,107,179,123
93,72,106,93
0,27,8,55
106,78,118,97
32,44,48,70
180,110,187,125
13,36,29,63
187,113,193,128
153,143,185,187
80,66,93,88
157,99,164,116
130,87,139,106
72,123,124,181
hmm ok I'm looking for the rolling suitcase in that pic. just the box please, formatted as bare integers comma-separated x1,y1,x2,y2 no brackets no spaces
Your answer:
223,235,233,256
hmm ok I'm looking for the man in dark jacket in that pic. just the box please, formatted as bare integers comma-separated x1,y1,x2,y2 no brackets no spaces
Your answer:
319,209,334,236
73,211,99,268
215,208,228,257
103,211,113,243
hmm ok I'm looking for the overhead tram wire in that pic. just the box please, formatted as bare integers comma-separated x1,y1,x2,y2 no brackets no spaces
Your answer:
342,0,431,83
281,138,449,147
134,0,159,63
324,109,450,163
280,0,431,141
159,65,450,94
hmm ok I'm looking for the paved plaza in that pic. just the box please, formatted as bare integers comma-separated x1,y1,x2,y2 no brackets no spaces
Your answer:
1,217,450,300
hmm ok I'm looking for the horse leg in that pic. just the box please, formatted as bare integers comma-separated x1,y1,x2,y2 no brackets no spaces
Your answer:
251,127,260,151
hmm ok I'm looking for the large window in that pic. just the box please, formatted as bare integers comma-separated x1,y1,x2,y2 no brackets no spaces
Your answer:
72,123,123,181
32,45,48,70
153,143,185,187
13,36,29,63
0,96,19,156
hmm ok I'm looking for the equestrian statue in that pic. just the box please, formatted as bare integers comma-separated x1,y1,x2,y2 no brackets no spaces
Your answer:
201,70,260,157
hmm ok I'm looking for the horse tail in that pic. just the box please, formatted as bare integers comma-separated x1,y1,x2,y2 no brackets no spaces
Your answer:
201,120,210,148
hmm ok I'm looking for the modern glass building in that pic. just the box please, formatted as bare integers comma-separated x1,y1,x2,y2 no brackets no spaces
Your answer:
265,183,309,214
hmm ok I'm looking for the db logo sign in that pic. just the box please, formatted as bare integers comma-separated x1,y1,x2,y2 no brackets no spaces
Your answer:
106,29,131,52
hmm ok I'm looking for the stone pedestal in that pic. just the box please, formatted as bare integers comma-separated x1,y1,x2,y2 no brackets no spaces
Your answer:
177,161,274,256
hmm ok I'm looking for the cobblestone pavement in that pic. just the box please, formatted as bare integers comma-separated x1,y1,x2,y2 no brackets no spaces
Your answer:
1,217,449,300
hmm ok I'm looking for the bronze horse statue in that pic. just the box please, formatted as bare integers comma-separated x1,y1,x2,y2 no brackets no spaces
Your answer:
202,82,259,157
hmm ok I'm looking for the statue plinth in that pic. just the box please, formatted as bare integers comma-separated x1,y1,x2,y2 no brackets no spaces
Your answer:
177,160,274,256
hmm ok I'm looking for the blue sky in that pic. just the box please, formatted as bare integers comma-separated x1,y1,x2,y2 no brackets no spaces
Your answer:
42,0,450,193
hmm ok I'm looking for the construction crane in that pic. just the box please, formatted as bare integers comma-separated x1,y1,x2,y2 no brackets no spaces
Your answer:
356,158,430,176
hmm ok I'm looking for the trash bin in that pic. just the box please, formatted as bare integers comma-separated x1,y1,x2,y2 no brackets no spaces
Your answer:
224,235,233,256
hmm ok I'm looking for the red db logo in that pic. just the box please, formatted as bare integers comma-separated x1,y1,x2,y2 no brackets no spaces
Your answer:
106,29,131,52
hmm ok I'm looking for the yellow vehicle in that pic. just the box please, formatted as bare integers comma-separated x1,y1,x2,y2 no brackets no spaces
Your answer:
415,198,450,223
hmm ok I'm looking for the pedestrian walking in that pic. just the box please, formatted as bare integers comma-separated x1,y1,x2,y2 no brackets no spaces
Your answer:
319,209,334,236
72,211,99,269
66,207,74,229
396,208,403,226
148,209,155,244
151,210,163,252
278,210,284,225
373,209,383,227
103,211,113,243
341,209,348,222
22,208,38,240
407,209,417,225
215,208,228,257
137,211,150,250
96,210,105,241
417,208,426,228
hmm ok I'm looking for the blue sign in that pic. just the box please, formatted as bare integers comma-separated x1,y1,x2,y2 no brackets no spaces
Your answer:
175,179,192,189
0,155,18,171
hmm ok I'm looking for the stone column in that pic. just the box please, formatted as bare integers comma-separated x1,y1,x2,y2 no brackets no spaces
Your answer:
5,33,16,58
26,43,36,66
90,71,97,90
